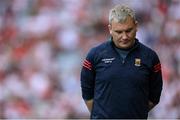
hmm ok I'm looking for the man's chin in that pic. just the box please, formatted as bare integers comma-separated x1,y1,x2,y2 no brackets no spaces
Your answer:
118,44,131,49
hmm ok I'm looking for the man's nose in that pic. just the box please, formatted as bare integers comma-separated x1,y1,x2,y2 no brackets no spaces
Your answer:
121,32,128,39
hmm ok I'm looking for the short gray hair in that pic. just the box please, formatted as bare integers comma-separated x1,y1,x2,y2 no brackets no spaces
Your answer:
109,5,136,24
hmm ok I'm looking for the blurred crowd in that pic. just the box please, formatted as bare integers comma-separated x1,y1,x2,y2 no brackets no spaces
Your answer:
0,0,179,119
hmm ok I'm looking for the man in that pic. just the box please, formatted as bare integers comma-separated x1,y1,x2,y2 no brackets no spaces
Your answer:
80,4,163,119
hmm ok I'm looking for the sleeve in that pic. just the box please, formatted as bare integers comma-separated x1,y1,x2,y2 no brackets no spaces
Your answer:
149,52,163,104
80,48,96,100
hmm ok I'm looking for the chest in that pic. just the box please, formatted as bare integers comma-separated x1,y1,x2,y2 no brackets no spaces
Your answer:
94,55,151,88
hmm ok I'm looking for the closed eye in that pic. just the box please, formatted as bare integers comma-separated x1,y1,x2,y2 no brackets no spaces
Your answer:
126,28,133,33
115,31,122,34
114,28,133,34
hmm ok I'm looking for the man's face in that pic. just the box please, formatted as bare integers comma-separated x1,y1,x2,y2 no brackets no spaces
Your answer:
108,16,137,49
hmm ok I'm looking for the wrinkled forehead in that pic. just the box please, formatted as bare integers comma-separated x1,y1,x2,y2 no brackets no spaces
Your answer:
110,19,137,32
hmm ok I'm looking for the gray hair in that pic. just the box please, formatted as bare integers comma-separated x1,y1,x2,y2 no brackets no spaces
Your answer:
109,5,136,24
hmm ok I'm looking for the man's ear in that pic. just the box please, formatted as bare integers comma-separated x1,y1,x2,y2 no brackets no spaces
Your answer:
108,24,112,35
135,21,138,32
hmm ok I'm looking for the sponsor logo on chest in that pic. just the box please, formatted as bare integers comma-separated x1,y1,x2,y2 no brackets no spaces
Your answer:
102,57,115,63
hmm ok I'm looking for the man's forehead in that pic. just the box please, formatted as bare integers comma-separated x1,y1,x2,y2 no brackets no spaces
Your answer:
111,19,135,30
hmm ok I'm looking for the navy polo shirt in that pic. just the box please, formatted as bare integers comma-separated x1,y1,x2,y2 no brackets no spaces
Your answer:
80,38,163,119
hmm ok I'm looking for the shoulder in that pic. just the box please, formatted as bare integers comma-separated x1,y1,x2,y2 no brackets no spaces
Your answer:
93,41,110,52
138,41,160,64
87,41,110,58
84,41,111,66
138,42,158,57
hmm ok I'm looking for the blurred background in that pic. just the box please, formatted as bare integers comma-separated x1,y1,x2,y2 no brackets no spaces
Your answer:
0,0,180,119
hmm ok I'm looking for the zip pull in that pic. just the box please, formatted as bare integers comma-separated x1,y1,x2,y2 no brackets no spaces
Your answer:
122,59,125,64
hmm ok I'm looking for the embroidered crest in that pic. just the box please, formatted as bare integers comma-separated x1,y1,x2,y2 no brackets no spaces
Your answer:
135,58,141,66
